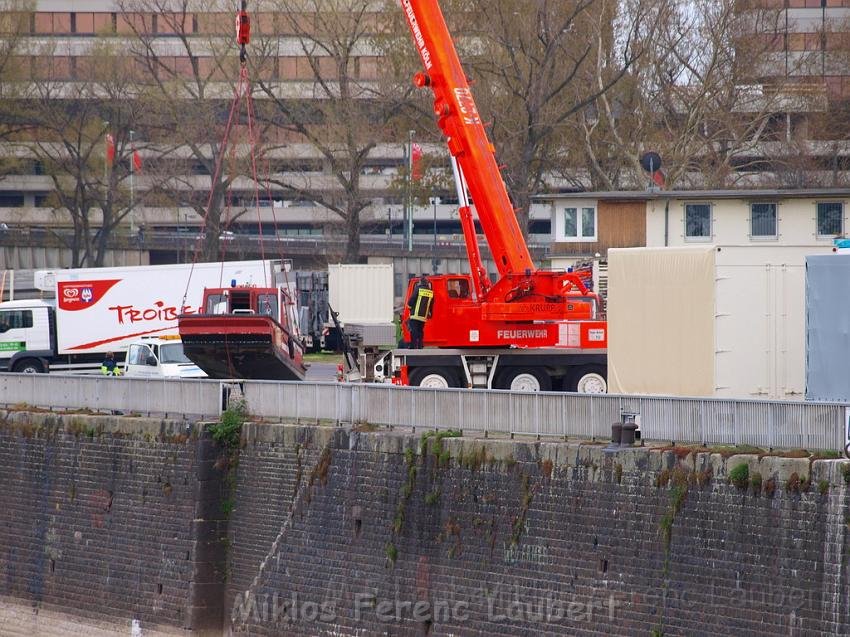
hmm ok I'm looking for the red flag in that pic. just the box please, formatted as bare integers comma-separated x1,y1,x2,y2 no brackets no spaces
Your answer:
132,147,142,173
651,170,665,188
411,142,423,181
105,134,115,166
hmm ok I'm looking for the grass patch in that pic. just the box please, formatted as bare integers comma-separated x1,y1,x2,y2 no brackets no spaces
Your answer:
728,464,750,490
420,429,462,457
750,471,763,494
385,542,398,564
303,352,344,364
659,445,698,460
810,450,842,460
209,399,248,450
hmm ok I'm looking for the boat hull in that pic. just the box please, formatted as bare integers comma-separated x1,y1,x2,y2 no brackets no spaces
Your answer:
178,314,307,381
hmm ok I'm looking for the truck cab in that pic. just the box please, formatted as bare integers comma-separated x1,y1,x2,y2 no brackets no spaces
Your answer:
0,299,53,373
123,336,207,379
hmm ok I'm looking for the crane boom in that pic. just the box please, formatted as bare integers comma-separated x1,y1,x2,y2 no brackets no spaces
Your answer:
396,0,607,363
400,0,533,277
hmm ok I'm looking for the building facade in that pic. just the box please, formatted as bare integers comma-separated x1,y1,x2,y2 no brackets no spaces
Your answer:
0,0,557,272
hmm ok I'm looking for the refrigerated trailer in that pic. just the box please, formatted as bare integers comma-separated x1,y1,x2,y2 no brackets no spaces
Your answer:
0,260,273,373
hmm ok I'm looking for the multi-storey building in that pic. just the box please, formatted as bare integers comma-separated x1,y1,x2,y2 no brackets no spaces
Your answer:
5,1,850,273
0,1,554,272
735,1,850,183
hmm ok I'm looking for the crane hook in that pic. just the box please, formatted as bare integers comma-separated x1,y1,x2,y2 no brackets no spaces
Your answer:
235,0,251,65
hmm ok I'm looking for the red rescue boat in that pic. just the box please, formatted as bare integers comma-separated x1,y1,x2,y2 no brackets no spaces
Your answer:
178,283,306,381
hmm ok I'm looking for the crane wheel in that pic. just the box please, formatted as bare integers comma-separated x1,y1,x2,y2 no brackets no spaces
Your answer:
409,367,460,389
568,365,608,394
495,367,551,392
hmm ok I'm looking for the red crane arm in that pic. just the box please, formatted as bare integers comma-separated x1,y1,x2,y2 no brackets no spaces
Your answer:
400,0,534,277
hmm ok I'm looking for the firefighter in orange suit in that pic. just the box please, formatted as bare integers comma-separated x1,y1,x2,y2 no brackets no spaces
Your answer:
407,274,434,349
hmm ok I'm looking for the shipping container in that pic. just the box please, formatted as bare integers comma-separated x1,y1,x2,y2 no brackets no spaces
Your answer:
805,253,850,402
607,245,834,399
328,263,394,324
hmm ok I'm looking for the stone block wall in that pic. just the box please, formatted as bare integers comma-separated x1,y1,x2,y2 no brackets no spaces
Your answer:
2,411,849,637
225,428,850,637
0,411,229,636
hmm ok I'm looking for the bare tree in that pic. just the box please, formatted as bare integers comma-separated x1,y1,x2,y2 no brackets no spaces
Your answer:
0,0,36,166
0,0,32,97
252,0,411,263
427,0,663,235
579,0,822,189
19,40,147,266
119,0,258,260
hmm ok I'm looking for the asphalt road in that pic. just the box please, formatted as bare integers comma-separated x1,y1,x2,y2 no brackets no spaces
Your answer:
304,361,338,382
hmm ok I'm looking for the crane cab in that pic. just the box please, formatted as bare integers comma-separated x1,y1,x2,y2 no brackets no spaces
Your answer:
401,274,604,350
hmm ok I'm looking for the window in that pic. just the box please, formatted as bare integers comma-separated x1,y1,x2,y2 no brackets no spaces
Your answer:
446,278,470,299
257,294,279,321
127,344,147,365
685,203,711,240
750,202,777,238
0,310,33,330
159,343,191,364
562,206,597,241
529,219,552,235
206,294,228,314
817,202,843,237
0,193,24,207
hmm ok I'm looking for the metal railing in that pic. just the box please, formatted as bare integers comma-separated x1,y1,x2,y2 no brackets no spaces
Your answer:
0,374,222,420
1,374,846,451
242,382,846,451
0,227,552,260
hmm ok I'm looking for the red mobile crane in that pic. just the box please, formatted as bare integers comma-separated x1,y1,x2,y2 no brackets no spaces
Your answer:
387,0,607,392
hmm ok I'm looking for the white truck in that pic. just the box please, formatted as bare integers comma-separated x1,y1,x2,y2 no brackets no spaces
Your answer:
123,336,207,379
0,260,274,373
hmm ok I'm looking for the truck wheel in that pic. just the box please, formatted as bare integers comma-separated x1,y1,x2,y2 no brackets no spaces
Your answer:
13,358,44,374
568,366,607,394
495,367,551,392
409,367,460,389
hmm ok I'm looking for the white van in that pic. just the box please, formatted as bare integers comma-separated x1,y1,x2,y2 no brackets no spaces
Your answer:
123,336,207,379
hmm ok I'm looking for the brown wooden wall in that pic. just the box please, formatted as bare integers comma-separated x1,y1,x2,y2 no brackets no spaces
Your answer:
551,200,646,257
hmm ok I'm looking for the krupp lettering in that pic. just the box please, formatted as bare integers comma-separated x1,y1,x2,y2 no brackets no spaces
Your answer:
109,302,200,324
